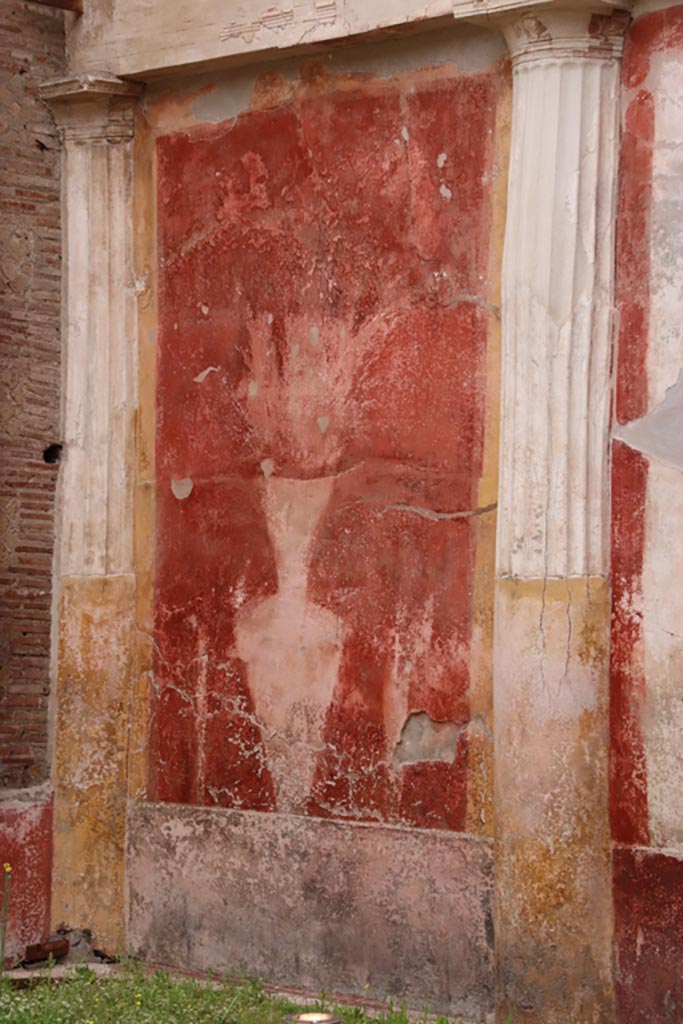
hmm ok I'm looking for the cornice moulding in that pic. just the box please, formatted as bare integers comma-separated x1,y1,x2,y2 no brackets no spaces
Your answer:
452,0,633,20
39,73,143,102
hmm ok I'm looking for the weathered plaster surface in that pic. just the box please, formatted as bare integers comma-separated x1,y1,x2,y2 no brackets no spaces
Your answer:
127,802,494,1019
51,575,135,953
150,55,506,831
494,578,613,1023
0,788,52,966
175,25,507,124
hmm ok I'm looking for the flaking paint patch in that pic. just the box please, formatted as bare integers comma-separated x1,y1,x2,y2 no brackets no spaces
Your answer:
171,477,193,499
183,25,507,126
193,366,219,383
52,575,135,953
394,711,461,765
494,577,614,1022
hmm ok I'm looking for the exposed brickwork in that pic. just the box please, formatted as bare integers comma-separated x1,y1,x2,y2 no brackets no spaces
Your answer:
0,2,64,787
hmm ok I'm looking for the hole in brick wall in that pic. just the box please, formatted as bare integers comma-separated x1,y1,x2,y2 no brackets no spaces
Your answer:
43,443,62,464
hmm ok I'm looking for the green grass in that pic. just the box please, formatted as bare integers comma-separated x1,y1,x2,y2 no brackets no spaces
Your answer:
0,961,462,1024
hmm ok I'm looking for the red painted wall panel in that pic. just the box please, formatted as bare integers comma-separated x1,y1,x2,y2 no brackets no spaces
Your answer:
0,796,52,966
152,71,497,828
614,846,683,1023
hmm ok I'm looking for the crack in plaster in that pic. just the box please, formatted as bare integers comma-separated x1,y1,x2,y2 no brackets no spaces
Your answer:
348,498,497,521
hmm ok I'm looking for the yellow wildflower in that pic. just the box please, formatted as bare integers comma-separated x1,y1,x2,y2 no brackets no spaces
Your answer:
3,863,11,874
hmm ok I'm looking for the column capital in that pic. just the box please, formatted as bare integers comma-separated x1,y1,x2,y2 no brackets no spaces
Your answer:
503,7,630,65
39,73,142,144
452,0,631,63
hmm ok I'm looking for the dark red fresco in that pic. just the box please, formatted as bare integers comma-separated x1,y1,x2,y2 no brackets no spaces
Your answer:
0,798,52,966
151,71,498,828
610,25,658,849
614,846,683,1023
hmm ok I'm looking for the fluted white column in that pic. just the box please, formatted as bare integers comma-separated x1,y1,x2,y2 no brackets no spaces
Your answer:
40,74,142,953
41,75,141,576
492,10,626,1023
498,9,624,581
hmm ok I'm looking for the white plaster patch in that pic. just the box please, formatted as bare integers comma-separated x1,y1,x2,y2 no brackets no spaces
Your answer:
267,313,274,325
232,578,247,610
437,152,447,168
650,56,683,409
400,125,409,142
248,380,259,397
261,458,274,478
642,462,683,848
394,711,460,766
317,415,330,435
171,478,193,500
193,366,219,384
439,183,452,201
200,304,209,316
614,369,683,471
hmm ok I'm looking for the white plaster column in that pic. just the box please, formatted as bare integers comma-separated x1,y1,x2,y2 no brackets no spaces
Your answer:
40,74,142,577
491,9,627,1023
39,74,141,952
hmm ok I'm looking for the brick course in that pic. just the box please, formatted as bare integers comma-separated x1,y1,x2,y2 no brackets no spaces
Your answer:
0,1,64,787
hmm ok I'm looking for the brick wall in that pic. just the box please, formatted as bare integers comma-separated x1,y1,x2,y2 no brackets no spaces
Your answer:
0,1,64,788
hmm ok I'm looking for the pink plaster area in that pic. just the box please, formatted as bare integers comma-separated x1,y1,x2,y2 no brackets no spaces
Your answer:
235,477,343,813
126,802,495,1018
152,70,498,827
0,793,52,966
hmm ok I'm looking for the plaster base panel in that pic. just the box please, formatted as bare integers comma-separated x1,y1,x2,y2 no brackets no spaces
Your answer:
127,802,494,1020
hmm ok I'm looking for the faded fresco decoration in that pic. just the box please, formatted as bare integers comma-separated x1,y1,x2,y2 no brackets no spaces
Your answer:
150,71,498,829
